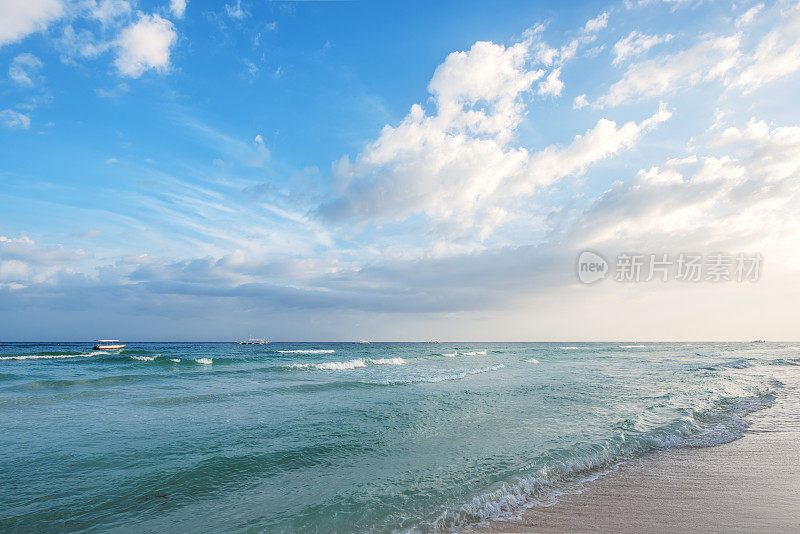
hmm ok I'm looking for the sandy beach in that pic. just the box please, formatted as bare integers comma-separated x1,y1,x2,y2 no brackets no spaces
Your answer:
482,369,800,533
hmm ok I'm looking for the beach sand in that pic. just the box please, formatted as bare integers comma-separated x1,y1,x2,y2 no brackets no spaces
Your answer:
482,372,800,533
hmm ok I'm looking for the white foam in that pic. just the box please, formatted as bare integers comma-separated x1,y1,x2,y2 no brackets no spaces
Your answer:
560,346,579,350
620,345,646,348
131,355,156,361
0,351,103,361
195,358,213,365
369,357,406,365
424,399,762,532
416,364,505,383
290,357,406,371
170,358,181,363
311,359,366,370
277,349,335,354
443,352,457,357
526,358,540,364
460,350,487,356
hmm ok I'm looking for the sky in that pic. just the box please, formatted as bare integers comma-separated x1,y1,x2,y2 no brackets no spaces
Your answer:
1,0,800,341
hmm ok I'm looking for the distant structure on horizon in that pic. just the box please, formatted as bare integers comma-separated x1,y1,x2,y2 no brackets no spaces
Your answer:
239,337,269,345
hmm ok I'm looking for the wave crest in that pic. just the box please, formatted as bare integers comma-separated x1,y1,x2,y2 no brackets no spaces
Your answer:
277,349,335,354
288,357,406,371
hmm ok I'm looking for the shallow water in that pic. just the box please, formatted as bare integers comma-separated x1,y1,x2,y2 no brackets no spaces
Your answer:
0,342,797,532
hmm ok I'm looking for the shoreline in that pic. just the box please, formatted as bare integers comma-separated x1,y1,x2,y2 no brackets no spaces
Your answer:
480,372,800,533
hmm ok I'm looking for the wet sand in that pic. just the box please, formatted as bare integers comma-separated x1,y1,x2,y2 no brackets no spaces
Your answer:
482,377,800,533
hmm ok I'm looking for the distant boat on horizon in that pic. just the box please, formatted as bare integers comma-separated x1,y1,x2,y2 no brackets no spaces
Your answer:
239,337,268,345
93,339,125,350
355,340,371,344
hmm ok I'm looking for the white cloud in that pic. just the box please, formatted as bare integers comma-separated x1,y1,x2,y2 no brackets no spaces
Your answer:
573,93,589,109
525,23,585,68
538,67,564,97
733,4,800,93
0,0,64,47
57,24,110,61
707,118,770,147
612,31,674,66
584,12,608,33
573,118,800,258
114,13,177,78
316,33,671,241
251,133,269,167
244,58,258,79
597,35,739,107
735,3,764,28
0,109,31,129
170,0,186,19
89,0,131,25
0,236,87,287
624,0,694,8
426,40,543,141
225,0,246,19
316,39,543,238
517,102,672,194
9,53,43,86
95,82,129,98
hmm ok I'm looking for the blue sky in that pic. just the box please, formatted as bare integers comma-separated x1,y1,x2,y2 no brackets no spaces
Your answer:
2,0,800,341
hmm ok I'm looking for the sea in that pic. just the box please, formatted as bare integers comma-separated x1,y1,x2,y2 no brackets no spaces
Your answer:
1,341,798,532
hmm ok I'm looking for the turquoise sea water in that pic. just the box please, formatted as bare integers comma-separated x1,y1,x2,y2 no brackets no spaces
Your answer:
1,342,798,532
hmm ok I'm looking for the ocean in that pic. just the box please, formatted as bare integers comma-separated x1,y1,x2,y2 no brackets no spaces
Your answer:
1,342,797,532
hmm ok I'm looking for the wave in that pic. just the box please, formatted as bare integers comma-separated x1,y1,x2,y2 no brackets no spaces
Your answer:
560,346,579,350
525,358,540,364
423,391,776,531
131,355,157,361
11,373,162,390
170,358,181,363
288,357,406,371
271,364,505,392
691,358,753,371
0,351,108,361
370,357,406,365
620,345,646,348
443,350,487,357
694,349,733,357
379,364,506,385
196,358,213,365
691,357,800,372
277,349,335,354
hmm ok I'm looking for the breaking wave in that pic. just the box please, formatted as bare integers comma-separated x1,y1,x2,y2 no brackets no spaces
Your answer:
422,391,776,531
288,357,406,371
443,350,487,357
0,351,109,361
277,349,335,354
